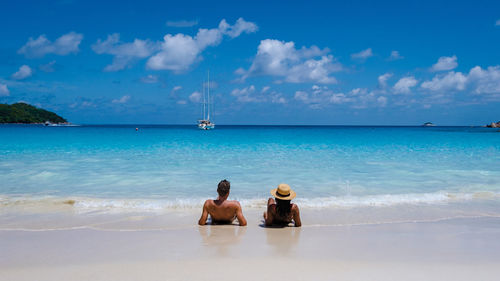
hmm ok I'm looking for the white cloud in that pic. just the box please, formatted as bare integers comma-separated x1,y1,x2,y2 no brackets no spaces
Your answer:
270,93,286,104
241,39,340,84
247,40,297,76
389,50,403,60
140,74,159,83
173,86,182,91
231,85,262,102
177,100,187,105
92,34,158,71
431,55,458,72
293,85,389,109
219,18,258,38
496,19,500,26
147,18,257,72
234,67,246,75
39,61,56,72
81,101,95,107
92,18,256,72
195,28,224,49
18,32,83,58
112,95,131,104
349,88,386,109
351,48,373,60
468,66,500,95
294,85,351,107
377,96,388,107
378,73,393,88
349,88,367,96
0,84,9,96
11,65,33,80
294,90,308,102
231,85,255,96
421,71,467,92
166,20,199,27
420,66,500,97
330,93,351,104
231,85,285,103
286,55,338,84
147,34,201,71
189,91,202,102
393,76,418,94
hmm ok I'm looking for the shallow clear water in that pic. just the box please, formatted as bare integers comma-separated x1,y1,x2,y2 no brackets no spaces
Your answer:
1,125,499,212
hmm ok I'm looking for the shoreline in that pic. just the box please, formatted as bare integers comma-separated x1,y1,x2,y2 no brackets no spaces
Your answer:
2,216,500,281
2,197,500,231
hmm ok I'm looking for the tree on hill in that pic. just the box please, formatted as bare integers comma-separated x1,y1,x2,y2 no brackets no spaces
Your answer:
0,103,67,123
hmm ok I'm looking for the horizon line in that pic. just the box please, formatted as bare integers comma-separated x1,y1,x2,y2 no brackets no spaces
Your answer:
3,123,487,127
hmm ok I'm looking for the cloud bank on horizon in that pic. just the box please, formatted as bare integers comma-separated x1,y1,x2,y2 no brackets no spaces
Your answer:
1,0,499,125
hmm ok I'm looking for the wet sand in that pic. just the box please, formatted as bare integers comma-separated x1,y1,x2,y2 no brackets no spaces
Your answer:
1,210,500,281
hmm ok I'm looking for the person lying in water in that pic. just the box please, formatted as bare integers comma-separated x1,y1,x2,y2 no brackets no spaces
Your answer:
264,183,301,227
198,179,247,226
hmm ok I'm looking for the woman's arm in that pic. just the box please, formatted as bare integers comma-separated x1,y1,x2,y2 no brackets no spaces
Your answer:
292,204,301,227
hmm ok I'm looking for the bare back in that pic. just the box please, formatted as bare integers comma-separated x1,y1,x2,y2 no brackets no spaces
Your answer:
264,198,301,227
198,199,247,226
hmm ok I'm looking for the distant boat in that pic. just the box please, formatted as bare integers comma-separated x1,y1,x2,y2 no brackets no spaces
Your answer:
197,71,215,130
44,120,78,127
422,122,435,127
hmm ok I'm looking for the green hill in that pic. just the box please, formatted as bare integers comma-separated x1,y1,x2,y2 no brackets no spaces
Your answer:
0,103,67,124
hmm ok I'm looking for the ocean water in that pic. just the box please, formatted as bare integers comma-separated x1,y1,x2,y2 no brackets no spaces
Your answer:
1,125,499,214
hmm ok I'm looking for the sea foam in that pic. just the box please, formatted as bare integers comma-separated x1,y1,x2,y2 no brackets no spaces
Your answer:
1,191,499,214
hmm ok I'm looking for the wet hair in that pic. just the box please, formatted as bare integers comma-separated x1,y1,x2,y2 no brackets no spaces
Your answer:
275,198,292,218
217,179,230,197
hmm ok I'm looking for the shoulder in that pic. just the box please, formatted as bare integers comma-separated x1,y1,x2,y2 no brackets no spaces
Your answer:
291,203,300,212
203,199,214,208
228,200,242,209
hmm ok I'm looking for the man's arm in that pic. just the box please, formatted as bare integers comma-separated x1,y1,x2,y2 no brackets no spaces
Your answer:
292,204,301,227
235,202,247,226
198,201,209,225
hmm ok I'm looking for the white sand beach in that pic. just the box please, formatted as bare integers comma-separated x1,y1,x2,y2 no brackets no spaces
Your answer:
2,209,500,281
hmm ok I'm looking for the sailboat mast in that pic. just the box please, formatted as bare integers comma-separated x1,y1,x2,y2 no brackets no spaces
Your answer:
202,79,206,120
207,71,210,121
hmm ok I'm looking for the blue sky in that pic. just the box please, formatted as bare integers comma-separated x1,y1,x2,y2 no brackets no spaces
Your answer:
1,0,499,125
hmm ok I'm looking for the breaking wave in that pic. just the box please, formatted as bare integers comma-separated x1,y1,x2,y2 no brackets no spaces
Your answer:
1,191,500,213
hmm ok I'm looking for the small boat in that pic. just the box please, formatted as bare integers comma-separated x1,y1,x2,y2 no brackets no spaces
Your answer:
422,122,435,127
44,120,78,127
197,71,215,130
198,119,215,130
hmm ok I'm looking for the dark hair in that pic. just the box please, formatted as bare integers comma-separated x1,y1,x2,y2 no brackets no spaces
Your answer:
217,179,230,196
275,198,292,218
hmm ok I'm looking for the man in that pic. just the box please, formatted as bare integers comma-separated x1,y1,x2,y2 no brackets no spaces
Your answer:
198,179,247,226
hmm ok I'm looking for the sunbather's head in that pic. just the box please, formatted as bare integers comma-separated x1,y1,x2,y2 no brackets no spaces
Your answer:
217,179,230,198
270,183,296,200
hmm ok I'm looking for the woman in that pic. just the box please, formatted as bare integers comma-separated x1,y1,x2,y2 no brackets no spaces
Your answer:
264,183,301,227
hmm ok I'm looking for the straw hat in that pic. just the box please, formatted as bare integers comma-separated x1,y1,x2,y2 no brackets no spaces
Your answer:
270,183,296,200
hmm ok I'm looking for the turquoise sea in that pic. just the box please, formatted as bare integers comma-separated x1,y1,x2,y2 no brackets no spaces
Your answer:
1,125,499,213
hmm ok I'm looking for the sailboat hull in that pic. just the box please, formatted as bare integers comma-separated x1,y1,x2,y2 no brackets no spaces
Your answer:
198,122,215,130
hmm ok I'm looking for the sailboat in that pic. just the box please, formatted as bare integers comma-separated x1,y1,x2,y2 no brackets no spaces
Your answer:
197,72,215,130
